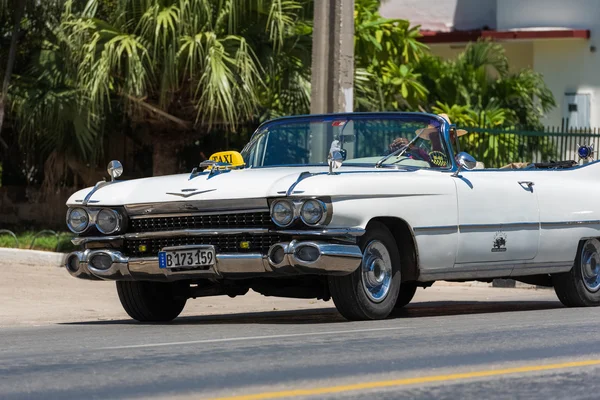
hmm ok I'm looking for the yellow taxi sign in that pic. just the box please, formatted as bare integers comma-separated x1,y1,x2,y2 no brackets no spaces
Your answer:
208,151,245,168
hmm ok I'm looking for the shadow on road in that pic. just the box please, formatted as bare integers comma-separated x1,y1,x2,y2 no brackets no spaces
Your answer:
60,299,564,326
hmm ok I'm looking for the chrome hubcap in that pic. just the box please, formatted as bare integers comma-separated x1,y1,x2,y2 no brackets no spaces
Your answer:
581,239,600,292
361,240,393,302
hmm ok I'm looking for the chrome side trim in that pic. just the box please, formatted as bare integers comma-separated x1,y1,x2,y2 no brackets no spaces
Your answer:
129,208,269,220
413,225,458,234
125,198,269,217
460,222,539,231
414,221,600,234
413,222,539,234
541,220,600,228
417,261,572,282
71,227,366,245
275,228,365,237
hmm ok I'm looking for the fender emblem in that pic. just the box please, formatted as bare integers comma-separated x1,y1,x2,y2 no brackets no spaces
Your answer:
166,188,217,198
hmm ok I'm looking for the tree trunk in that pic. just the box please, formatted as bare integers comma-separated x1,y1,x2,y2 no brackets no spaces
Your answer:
152,133,181,176
0,1,26,148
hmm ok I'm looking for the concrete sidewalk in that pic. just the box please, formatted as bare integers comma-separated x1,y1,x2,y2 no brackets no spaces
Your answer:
0,248,557,327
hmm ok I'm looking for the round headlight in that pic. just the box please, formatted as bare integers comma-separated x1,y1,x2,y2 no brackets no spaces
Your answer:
67,208,89,233
300,199,326,226
271,200,295,227
96,209,120,234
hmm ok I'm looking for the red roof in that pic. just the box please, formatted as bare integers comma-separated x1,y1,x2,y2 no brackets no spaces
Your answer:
419,29,590,44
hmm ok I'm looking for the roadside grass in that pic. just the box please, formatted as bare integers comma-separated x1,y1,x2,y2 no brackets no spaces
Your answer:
0,231,75,252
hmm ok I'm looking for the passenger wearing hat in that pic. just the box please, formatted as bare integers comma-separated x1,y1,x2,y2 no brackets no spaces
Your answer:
388,114,468,163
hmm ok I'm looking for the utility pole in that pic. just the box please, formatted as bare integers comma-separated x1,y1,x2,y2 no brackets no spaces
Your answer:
310,0,354,114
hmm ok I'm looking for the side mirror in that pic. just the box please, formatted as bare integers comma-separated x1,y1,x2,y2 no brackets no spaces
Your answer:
107,160,123,181
453,152,477,177
328,150,344,174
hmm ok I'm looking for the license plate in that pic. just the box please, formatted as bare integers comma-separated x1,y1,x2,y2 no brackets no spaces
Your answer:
158,246,216,269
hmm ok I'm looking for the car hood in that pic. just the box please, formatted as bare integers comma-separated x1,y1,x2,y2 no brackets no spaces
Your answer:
67,166,366,206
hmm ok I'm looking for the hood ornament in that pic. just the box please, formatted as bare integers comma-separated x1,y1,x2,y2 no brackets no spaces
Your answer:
166,188,216,198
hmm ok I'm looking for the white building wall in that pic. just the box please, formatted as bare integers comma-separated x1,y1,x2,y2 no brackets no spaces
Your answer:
379,0,496,31
497,1,600,128
497,0,600,30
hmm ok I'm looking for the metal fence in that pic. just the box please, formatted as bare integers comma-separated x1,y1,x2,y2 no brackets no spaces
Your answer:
457,126,600,168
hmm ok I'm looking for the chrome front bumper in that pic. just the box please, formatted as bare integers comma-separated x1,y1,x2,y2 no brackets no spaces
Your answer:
64,240,363,282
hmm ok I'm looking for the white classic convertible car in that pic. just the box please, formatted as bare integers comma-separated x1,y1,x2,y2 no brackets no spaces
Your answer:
64,112,600,322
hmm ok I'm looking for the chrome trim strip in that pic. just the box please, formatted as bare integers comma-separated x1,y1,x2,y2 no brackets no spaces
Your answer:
541,220,600,228
71,227,366,245
418,261,572,281
414,221,600,234
413,225,458,234
332,194,441,202
274,228,365,237
460,222,539,231
129,208,269,220
125,198,269,217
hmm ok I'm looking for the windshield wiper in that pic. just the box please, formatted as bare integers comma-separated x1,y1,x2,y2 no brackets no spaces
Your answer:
375,128,428,168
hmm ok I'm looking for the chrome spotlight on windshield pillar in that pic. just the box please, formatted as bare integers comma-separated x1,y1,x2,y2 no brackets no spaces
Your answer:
453,152,477,177
328,151,343,175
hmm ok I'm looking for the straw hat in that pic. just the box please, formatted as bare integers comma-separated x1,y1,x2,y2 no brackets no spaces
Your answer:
416,114,468,140
437,114,468,137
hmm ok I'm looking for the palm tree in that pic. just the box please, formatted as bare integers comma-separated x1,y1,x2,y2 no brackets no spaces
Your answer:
61,0,310,175
0,0,27,149
418,40,556,130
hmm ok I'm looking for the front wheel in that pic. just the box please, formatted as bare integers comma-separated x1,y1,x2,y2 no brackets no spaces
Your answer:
328,222,401,320
116,281,187,322
553,239,600,307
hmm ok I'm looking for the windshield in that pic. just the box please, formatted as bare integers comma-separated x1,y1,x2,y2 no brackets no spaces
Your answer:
241,114,451,169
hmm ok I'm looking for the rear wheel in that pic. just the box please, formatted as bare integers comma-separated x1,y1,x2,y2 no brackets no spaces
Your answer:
553,239,600,307
328,222,401,320
116,281,187,322
395,282,418,309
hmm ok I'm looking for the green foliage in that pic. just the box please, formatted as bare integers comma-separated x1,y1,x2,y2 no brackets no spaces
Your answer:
2,0,559,185
61,0,311,130
0,231,75,252
353,0,428,111
418,40,556,130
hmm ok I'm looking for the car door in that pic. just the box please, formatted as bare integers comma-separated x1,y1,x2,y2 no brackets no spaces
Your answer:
453,170,540,264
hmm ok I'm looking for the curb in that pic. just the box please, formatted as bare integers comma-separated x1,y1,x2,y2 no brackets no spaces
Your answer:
0,248,66,268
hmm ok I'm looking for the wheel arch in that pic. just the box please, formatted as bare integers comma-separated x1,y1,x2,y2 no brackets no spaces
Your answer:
368,217,419,281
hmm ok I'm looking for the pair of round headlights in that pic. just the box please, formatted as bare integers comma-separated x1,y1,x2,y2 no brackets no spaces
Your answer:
67,208,121,234
271,199,327,227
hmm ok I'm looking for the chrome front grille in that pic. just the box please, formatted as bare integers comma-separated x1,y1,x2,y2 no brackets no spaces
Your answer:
125,234,283,257
129,211,273,233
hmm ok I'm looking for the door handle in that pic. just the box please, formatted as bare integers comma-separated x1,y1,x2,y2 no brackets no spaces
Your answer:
518,181,535,190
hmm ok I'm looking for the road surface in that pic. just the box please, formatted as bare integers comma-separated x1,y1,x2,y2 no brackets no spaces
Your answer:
2,284,600,399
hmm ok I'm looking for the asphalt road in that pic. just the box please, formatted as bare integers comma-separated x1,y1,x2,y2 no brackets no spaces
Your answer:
2,293,600,400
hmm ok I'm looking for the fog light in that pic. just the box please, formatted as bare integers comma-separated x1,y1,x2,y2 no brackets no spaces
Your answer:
295,245,320,263
65,254,80,273
269,245,286,265
89,254,112,271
